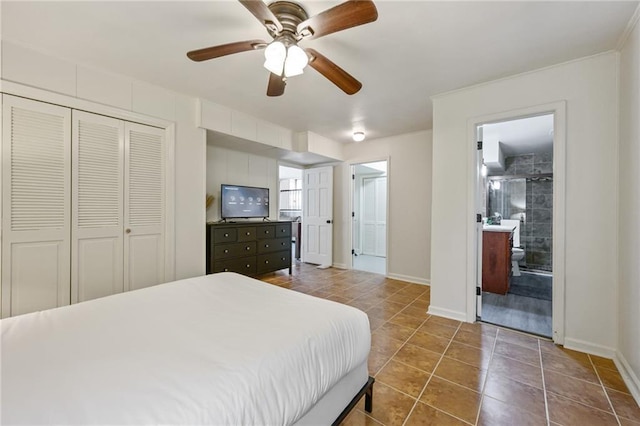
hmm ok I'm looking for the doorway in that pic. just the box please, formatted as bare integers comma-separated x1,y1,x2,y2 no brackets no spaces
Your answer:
351,161,387,275
477,114,554,338
278,165,303,261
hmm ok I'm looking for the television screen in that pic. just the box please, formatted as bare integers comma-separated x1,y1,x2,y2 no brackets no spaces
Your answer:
221,184,270,219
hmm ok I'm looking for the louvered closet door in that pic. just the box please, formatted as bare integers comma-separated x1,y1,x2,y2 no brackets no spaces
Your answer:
124,122,165,291
1,95,71,318
72,111,124,303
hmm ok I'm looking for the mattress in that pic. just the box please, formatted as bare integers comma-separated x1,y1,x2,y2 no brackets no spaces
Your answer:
1,272,371,425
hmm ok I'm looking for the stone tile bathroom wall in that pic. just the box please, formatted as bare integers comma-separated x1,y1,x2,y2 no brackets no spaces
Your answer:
515,152,553,272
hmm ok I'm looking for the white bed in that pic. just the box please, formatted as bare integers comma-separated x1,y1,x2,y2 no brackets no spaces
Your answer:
1,272,372,425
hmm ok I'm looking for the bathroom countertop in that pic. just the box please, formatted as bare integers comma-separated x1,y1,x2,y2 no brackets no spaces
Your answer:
483,225,516,232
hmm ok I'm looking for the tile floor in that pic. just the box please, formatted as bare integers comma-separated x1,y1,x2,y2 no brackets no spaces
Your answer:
260,263,640,426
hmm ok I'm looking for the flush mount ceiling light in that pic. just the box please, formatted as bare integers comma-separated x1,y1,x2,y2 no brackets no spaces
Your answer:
352,131,366,142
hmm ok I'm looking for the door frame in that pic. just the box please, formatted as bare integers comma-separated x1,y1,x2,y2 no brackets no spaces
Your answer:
348,158,390,274
467,101,566,344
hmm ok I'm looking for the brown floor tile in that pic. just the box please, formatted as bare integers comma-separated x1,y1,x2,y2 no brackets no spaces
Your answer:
496,328,541,351
606,387,640,420
547,392,618,425
360,382,416,426
340,409,383,426
370,331,404,356
419,320,458,339
453,329,496,350
589,354,618,371
541,350,599,383
401,304,430,320
544,370,612,412
369,348,392,376
376,359,431,398
459,322,498,337
410,298,430,310
367,304,403,321
389,312,427,330
325,294,353,304
375,322,417,342
420,376,481,424
489,354,543,389
404,402,468,426
620,417,640,426
493,339,540,366
428,315,462,329
444,341,492,369
597,365,631,393
393,343,442,373
434,357,487,392
385,292,417,305
407,331,451,354
367,315,387,332
478,395,547,426
483,375,547,418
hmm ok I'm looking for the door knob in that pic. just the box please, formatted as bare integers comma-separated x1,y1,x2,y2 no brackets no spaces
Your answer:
326,220,332,224
125,228,131,234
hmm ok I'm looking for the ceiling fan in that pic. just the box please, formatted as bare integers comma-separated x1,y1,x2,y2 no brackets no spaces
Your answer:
187,0,378,97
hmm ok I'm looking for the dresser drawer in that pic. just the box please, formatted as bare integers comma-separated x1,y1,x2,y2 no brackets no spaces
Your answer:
275,223,291,238
213,228,237,244
256,226,276,239
257,251,291,274
214,242,256,259
237,227,257,242
213,257,257,274
257,237,290,254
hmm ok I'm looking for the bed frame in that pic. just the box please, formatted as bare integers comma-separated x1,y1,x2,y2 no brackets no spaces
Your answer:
332,376,375,425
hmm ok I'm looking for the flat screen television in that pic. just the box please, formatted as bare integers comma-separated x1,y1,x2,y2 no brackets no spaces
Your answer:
221,184,270,219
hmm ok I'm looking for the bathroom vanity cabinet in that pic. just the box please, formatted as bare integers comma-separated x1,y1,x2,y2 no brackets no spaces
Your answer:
482,230,513,295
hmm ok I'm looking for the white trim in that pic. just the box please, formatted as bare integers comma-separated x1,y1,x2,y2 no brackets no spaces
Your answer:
331,263,347,270
563,337,616,359
616,3,640,51
427,305,467,322
614,350,640,406
466,101,567,344
386,273,429,286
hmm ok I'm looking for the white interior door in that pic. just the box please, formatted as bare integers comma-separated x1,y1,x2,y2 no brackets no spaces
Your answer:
302,166,333,266
476,128,484,318
361,176,387,257
124,122,165,291
1,95,71,317
72,111,124,303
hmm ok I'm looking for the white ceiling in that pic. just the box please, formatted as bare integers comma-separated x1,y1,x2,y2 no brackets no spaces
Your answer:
2,1,638,144
483,114,554,157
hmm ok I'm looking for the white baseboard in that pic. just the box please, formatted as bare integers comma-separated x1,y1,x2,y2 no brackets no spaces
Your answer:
332,263,347,270
614,351,640,406
563,338,617,359
386,273,430,286
427,306,467,322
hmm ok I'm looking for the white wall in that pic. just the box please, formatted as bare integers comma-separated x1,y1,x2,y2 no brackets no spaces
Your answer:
431,53,619,353
618,12,640,398
1,41,206,280
335,130,432,284
206,144,278,222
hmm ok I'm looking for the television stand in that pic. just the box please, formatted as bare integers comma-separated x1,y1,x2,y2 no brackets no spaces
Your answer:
206,221,292,276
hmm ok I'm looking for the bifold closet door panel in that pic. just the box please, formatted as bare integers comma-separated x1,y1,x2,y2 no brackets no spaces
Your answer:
72,111,124,303
124,122,165,291
1,95,71,318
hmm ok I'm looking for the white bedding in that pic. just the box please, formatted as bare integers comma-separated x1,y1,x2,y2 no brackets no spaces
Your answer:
1,272,371,425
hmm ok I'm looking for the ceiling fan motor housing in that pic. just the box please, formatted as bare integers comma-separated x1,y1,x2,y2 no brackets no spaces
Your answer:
267,1,309,39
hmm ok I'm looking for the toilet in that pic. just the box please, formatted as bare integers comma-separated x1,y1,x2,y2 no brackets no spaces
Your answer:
501,219,525,277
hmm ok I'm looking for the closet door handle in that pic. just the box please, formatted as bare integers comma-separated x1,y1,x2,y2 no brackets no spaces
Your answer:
125,228,131,234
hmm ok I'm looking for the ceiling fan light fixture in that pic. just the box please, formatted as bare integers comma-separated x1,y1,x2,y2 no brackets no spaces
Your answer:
264,41,286,75
284,44,309,77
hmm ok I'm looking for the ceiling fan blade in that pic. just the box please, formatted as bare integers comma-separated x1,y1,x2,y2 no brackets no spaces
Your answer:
187,39,266,62
267,73,286,97
306,48,362,95
239,0,283,33
297,0,378,40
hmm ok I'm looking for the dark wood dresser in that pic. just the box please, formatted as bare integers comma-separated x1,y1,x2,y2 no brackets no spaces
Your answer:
206,221,292,276
482,230,513,295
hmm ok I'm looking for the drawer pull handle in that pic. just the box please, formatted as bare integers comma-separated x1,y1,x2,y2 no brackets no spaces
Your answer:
246,264,250,268
265,230,270,234
224,268,229,272
224,249,229,253
246,246,251,251
281,257,285,261
224,233,229,237
246,232,251,236
265,260,269,264
265,244,269,248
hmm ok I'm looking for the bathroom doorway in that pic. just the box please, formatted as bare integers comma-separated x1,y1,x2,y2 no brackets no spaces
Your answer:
351,161,387,275
278,165,303,261
478,114,554,338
